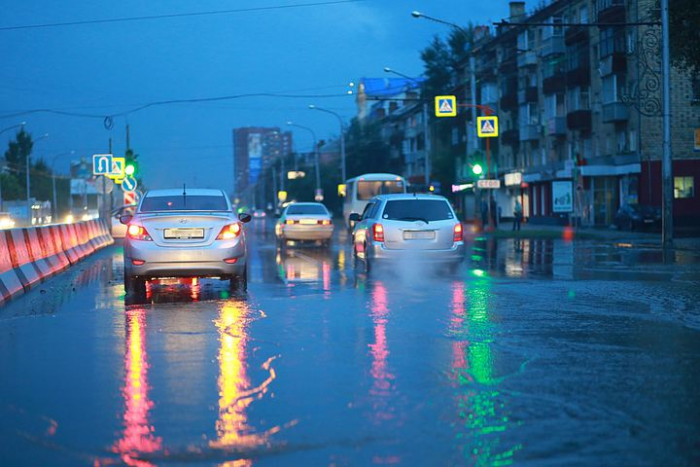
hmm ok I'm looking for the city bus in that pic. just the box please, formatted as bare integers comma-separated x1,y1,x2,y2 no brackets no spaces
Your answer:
342,173,407,231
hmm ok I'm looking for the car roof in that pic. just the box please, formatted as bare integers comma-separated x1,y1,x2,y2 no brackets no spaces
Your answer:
345,173,405,182
144,188,226,197
372,193,448,202
287,202,326,206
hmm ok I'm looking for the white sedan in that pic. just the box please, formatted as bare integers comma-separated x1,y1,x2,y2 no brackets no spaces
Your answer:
275,202,333,246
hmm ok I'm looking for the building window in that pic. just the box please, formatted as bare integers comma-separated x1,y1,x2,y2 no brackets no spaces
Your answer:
674,177,695,198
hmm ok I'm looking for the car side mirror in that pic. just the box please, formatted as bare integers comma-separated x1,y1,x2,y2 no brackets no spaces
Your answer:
348,213,361,222
238,213,252,223
119,214,133,225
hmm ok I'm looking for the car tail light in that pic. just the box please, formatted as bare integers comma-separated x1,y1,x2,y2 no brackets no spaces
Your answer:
318,219,332,225
373,223,384,242
285,219,298,225
217,223,242,240
127,224,152,241
453,223,463,242
132,259,146,266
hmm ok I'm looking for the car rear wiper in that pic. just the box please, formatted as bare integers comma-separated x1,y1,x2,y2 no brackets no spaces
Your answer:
396,217,429,224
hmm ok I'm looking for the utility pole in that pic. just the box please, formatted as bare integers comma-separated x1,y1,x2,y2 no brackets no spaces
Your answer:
661,0,673,247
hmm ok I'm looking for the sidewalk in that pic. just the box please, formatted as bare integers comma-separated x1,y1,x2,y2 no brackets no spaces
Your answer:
465,220,700,249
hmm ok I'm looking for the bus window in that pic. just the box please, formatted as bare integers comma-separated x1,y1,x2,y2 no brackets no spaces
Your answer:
356,180,405,200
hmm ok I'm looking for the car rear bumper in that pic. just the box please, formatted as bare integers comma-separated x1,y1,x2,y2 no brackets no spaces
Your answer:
279,225,334,240
124,238,246,278
367,242,466,263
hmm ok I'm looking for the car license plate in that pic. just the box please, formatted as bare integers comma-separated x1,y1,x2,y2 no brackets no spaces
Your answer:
164,228,204,239
299,219,317,225
403,230,435,240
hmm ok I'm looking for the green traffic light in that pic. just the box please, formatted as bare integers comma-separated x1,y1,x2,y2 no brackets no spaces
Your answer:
472,163,483,175
125,164,135,176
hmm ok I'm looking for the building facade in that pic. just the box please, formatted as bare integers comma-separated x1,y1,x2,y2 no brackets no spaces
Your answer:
452,0,700,227
232,127,292,201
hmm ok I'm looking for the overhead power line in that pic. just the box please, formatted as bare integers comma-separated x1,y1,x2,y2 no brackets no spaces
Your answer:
0,0,366,32
0,91,352,128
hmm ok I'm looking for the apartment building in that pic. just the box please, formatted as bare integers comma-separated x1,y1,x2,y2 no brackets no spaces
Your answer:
455,0,700,227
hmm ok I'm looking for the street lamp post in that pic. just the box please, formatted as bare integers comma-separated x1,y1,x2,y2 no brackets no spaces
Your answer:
0,122,26,136
286,121,321,200
383,67,431,186
308,104,347,183
26,133,49,227
51,151,75,223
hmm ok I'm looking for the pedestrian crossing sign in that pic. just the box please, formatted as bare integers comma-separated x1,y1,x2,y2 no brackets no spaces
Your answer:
435,95,457,117
477,116,499,138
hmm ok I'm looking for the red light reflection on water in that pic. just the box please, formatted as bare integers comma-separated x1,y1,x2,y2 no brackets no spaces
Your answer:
368,281,394,421
113,308,162,466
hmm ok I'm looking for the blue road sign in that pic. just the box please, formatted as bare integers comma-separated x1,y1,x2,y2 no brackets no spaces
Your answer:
122,176,138,192
92,154,113,175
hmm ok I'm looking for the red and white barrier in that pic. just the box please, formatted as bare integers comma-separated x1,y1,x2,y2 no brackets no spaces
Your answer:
0,219,114,305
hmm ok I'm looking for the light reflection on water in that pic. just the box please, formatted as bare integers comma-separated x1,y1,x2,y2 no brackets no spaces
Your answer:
210,299,279,466
113,307,162,467
449,277,521,466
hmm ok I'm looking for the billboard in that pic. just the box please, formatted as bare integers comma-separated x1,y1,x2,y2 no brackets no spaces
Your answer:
248,133,262,185
552,181,573,213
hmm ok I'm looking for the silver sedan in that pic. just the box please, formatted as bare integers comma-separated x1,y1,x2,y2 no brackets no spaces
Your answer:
275,202,334,246
350,194,465,270
121,188,251,293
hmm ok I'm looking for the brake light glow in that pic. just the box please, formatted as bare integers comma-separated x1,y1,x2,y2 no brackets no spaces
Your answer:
131,259,146,266
318,219,332,225
217,223,242,240
373,223,384,242
127,224,152,241
453,223,463,242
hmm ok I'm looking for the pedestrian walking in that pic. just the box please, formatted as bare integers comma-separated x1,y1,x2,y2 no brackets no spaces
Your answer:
513,200,522,231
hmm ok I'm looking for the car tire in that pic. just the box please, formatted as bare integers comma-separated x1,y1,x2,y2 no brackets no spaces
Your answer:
229,266,248,292
124,273,146,295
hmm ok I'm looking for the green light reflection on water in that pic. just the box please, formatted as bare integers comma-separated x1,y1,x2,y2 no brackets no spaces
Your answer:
452,275,521,466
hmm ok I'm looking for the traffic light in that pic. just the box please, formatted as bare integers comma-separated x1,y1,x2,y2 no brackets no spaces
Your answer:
472,163,483,176
125,162,135,176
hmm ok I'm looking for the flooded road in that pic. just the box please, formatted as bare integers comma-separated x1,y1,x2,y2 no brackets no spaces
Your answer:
1,220,700,466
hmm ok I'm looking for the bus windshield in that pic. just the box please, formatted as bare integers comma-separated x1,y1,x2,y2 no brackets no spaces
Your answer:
357,180,405,200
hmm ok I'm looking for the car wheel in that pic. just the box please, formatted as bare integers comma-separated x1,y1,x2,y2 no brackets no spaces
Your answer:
229,267,248,292
124,273,146,295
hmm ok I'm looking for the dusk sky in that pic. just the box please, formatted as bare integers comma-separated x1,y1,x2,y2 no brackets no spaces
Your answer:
0,0,512,190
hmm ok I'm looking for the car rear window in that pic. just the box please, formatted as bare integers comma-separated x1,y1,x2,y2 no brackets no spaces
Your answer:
286,204,328,215
357,180,405,200
140,195,228,212
381,200,454,222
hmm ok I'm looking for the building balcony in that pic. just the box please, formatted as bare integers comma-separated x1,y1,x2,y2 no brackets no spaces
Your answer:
500,92,518,110
602,102,629,122
501,128,520,146
566,109,592,130
597,0,626,23
566,65,591,88
517,50,538,68
543,74,565,94
564,25,588,46
598,53,627,76
518,86,538,104
499,59,517,74
519,124,541,141
540,36,565,57
547,117,567,136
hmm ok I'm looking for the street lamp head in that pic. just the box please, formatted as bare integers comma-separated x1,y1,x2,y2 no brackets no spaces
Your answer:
308,104,316,109
411,11,421,18
383,67,392,73
286,121,293,126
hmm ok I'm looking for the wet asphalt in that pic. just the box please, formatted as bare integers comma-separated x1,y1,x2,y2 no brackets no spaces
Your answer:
1,219,700,466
